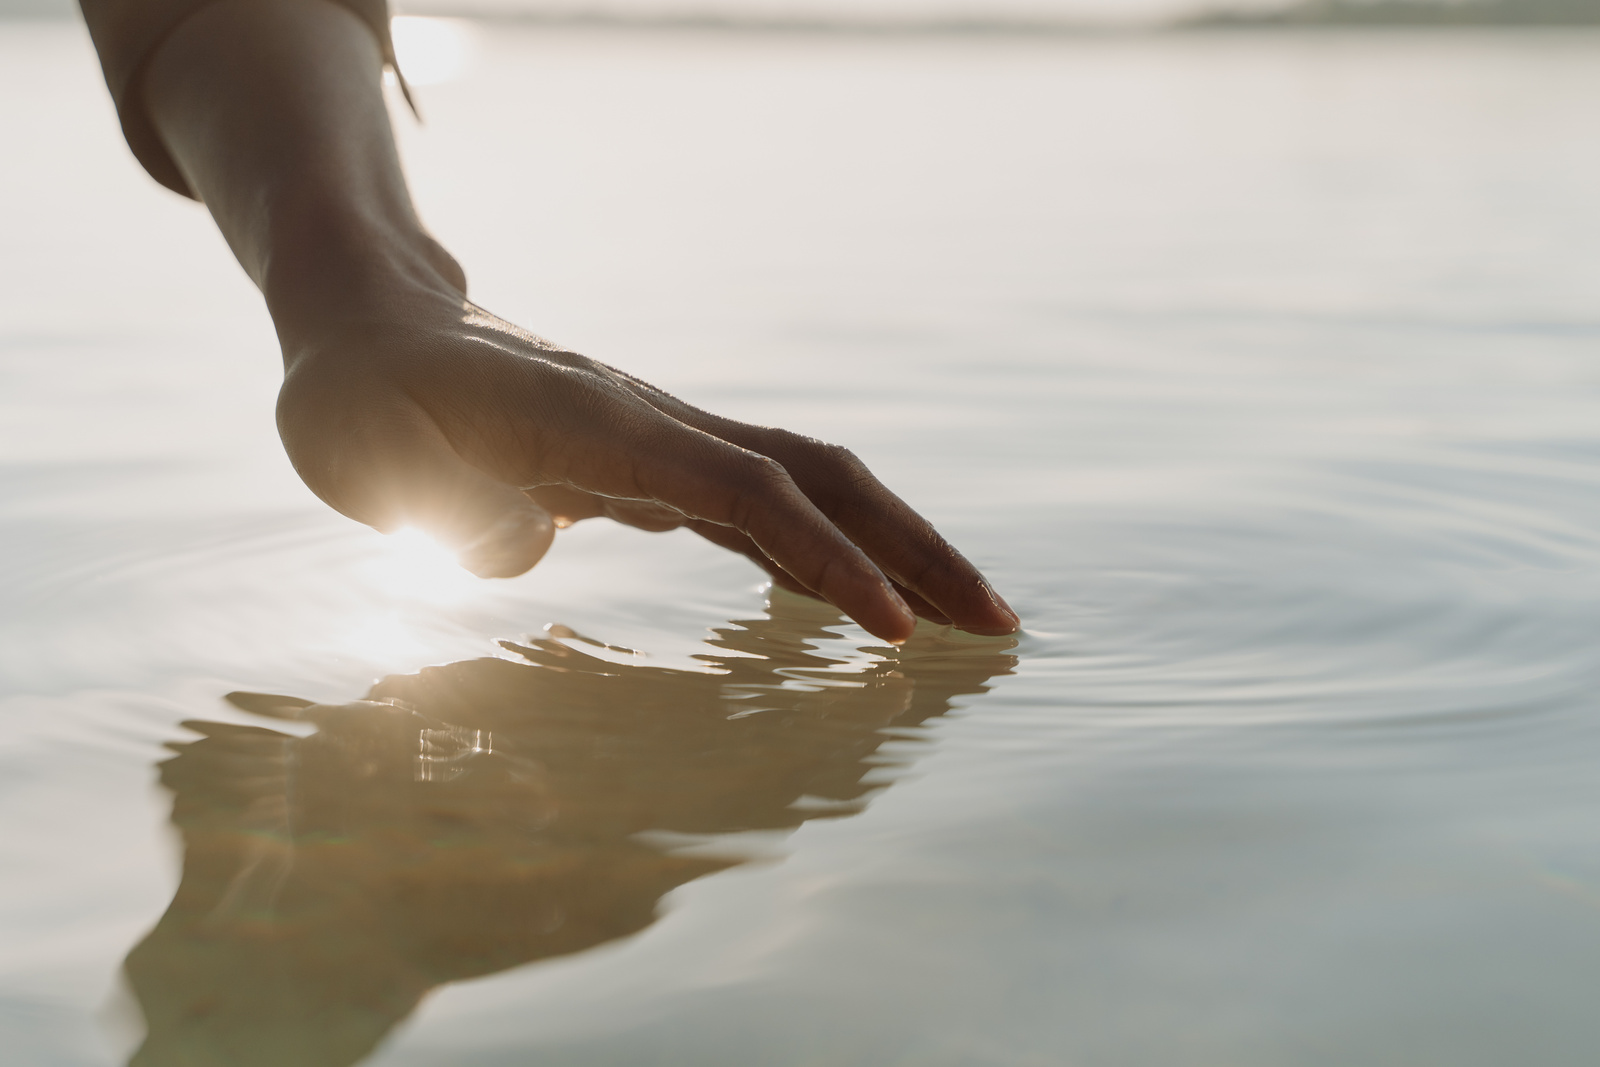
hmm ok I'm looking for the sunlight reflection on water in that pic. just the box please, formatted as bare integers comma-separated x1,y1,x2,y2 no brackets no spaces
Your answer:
362,528,479,607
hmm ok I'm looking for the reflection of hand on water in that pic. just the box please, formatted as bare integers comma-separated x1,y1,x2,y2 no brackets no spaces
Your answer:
124,596,1017,1067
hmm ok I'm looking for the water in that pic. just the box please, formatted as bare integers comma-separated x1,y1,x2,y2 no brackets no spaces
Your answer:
4,20,1600,1066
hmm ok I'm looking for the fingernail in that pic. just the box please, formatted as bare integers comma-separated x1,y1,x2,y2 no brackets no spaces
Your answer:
896,591,918,620
888,591,917,645
982,581,1021,630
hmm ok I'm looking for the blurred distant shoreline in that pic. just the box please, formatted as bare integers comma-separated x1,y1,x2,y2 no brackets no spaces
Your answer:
404,0,1600,31
3,0,1597,29
1185,0,1600,26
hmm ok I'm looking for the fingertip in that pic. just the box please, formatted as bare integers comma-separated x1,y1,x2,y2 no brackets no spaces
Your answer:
954,605,1022,637
987,585,1022,629
869,588,919,646
946,579,1020,636
459,504,556,578
985,585,1023,633
959,621,1022,638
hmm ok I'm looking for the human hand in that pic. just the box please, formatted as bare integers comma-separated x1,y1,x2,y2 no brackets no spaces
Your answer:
276,292,1019,645
131,0,1016,644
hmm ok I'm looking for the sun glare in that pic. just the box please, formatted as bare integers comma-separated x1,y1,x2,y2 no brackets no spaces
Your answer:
341,609,428,665
366,527,478,605
390,17,478,86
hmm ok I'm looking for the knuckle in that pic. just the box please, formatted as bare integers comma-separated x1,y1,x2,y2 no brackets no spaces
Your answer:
769,430,860,471
794,441,876,507
736,453,791,490
899,546,963,595
819,442,867,477
811,555,845,598
899,555,943,591
760,426,814,451
726,454,792,529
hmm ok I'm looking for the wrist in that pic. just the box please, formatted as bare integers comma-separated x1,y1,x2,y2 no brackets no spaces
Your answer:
260,188,467,354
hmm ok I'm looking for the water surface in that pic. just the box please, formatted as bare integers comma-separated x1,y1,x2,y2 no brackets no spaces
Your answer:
4,22,1600,1066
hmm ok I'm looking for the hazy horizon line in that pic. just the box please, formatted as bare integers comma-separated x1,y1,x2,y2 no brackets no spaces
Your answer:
407,0,1600,31
3,0,1597,30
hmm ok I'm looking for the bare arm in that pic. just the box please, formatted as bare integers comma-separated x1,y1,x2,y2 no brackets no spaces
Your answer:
133,0,1019,643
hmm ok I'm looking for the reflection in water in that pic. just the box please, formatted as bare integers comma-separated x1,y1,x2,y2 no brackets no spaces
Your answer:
123,598,1016,1066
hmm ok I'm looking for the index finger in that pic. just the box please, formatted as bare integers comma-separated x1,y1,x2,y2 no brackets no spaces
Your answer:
671,420,1019,636
617,423,922,644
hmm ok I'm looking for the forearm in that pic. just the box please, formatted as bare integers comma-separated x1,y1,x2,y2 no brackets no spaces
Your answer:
141,0,463,352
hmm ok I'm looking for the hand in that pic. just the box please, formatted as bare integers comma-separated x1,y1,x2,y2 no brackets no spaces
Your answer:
276,291,1020,644
134,0,1018,644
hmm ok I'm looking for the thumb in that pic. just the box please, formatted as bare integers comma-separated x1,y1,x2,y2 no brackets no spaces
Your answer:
394,432,555,578
455,493,557,578
288,408,556,578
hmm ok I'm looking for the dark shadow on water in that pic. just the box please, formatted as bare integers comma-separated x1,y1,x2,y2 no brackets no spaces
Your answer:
122,594,1016,1066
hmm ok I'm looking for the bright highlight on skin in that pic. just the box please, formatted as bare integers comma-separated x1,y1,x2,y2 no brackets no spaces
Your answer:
389,17,477,86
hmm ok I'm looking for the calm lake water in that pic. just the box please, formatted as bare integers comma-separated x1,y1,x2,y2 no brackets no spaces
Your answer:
5,19,1600,1066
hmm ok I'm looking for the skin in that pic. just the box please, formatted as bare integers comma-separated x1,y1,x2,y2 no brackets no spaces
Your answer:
139,0,1020,644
